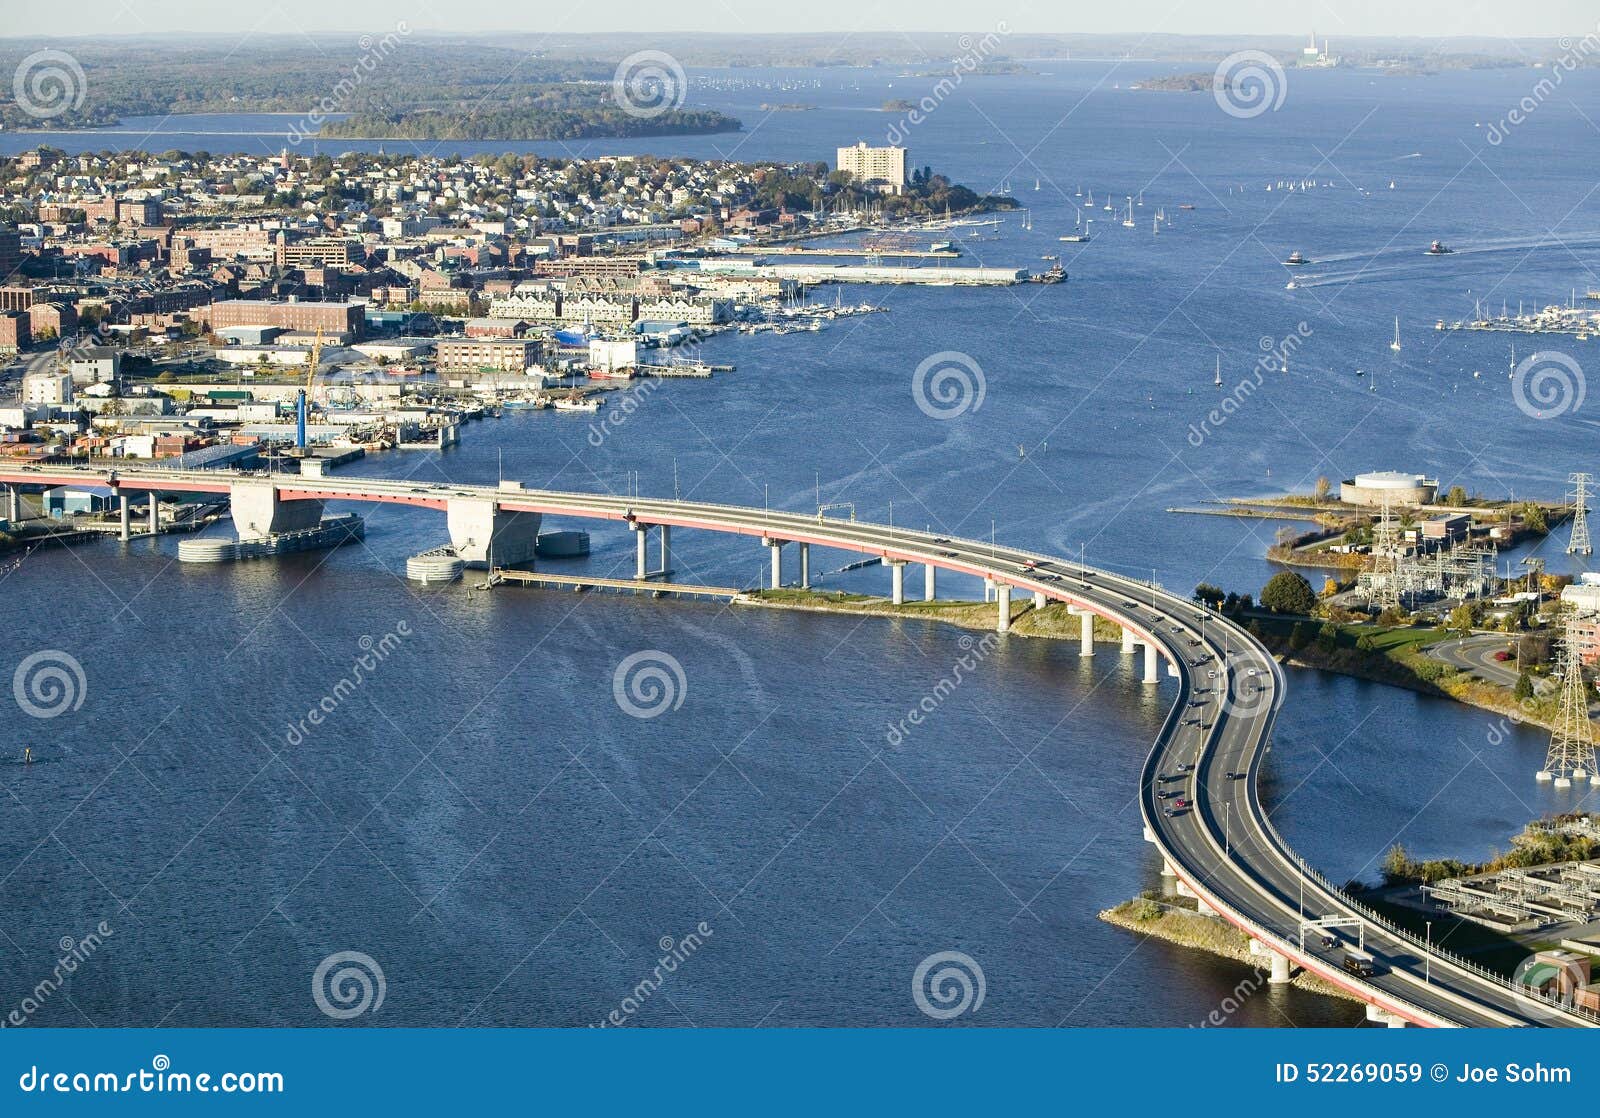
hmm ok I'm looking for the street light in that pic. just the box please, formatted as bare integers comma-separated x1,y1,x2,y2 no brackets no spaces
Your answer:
1425,921,1433,985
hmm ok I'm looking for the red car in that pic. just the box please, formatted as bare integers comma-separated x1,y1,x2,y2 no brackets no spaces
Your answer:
1173,798,1191,809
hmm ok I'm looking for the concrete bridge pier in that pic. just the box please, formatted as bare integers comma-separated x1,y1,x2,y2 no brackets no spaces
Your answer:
119,493,131,541
445,497,539,568
983,577,995,603
1250,939,1294,984
889,560,906,605
1032,589,1047,611
1366,1005,1408,1028
5,484,19,525
798,542,809,589
147,494,159,535
1121,627,1137,655
659,525,671,575
764,539,783,589
232,481,325,541
634,523,650,579
1142,641,1160,685
923,563,936,601
996,584,1012,633
1072,608,1094,657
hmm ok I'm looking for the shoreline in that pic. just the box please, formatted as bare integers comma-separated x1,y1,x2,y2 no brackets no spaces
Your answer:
1098,896,1358,1006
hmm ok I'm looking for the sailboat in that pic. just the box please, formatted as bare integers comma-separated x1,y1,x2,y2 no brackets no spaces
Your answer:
1074,184,1083,197
1103,191,1114,212
1136,191,1144,207
1034,178,1041,191
1390,317,1402,352
1213,355,1223,388
1022,209,1032,231
1121,198,1136,228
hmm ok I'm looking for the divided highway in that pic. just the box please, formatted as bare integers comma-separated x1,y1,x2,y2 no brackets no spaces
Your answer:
4,465,1593,1027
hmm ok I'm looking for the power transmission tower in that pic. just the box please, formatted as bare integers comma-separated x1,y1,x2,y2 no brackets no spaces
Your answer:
1363,491,1402,609
1538,610,1599,787
1568,472,1592,556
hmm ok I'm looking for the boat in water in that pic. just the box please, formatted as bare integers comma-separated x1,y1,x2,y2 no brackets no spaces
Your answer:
1284,250,1307,266
552,397,602,412
1425,239,1455,255
1390,317,1402,352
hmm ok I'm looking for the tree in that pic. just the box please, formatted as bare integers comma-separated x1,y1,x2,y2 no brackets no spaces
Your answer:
1447,602,1480,634
1321,577,1339,597
1313,475,1331,501
1522,503,1548,534
1316,622,1338,651
1446,484,1467,506
1513,671,1534,702
1193,583,1225,608
1260,571,1317,615
1288,623,1309,652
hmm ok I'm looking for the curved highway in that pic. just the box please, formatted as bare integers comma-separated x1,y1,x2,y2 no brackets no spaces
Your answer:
3,464,1594,1027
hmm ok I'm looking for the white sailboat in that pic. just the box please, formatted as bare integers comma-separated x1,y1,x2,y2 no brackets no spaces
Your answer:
1389,316,1402,352
1121,197,1135,228
1034,177,1041,191
1213,355,1223,388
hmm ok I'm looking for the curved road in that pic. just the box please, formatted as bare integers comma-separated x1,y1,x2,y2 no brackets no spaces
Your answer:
3,464,1593,1028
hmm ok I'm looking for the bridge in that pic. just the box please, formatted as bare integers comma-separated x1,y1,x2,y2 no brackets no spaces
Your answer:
3,462,1594,1028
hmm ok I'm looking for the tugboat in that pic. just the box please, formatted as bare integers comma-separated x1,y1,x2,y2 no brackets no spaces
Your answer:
1426,239,1455,255
1284,249,1307,266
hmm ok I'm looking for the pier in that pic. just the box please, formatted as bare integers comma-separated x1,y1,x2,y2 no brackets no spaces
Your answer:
487,569,749,600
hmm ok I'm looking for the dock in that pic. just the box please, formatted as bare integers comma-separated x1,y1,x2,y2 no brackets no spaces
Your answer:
487,569,750,600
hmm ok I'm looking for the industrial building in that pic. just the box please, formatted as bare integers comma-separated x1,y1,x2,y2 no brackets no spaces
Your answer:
1339,470,1439,508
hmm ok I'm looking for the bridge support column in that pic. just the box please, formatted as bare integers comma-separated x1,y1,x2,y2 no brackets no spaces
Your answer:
996,584,1011,633
1032,590,1047,610
233,481,325,542
1121,626,1136,655
767,540,783,589
1143,641,1160,685
659,526,671,576
6,485,18,525
889,560,906,605
1366,1005,1408,1028
924,564,936,601
147,494,159,535
798,543,809,589
983,577,994,603
119,494,131,541
445,498,539,568
1251,940,1293,984
1079,610,1094,657
634,524,649,580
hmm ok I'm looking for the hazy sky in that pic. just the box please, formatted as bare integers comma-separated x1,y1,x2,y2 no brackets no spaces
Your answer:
5,0,1597,40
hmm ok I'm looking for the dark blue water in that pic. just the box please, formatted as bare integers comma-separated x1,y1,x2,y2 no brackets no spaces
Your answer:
2,63,1596,1027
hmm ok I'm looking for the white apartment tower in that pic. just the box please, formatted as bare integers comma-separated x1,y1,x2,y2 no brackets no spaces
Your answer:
836,142,908,195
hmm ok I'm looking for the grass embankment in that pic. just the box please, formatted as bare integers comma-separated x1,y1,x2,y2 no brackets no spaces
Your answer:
1098,894,1355,1002
1244,615,1559,730
746,589,1126,642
